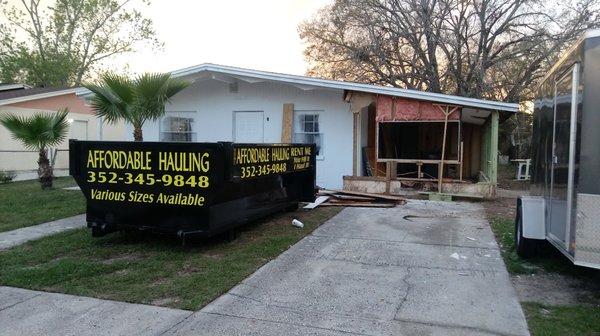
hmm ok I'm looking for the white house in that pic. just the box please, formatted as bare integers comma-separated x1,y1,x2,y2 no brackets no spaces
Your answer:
116,64,519,191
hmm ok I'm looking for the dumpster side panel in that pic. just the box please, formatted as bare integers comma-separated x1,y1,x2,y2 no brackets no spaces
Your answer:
70,140,223,236
69,141,316,237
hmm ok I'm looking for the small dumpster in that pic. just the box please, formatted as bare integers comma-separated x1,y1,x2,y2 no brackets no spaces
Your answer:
69,140,316,238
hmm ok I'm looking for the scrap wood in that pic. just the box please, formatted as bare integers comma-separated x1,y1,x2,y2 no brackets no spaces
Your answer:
326,194,376,201
320,202,396,208
327,198,374,203
322,189,406,203
303,195,329,209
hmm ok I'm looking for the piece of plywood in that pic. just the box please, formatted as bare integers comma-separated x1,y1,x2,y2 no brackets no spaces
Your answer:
320,202,396,208
322,189,406,202
418,191,484,199
303,195,329,209
281,103,294,143
329,194,376,201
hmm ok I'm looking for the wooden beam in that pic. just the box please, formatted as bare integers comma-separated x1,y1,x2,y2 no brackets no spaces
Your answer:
281,103,294,143
436,105,460,193
322,189,406,201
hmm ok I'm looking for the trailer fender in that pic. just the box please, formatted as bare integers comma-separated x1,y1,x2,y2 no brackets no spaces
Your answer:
517,196,546,239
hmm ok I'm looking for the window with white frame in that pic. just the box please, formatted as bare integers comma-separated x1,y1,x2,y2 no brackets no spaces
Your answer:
160,113,196,142
293,111,323,157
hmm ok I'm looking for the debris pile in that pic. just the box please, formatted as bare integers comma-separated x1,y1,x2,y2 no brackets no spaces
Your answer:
304,189,406,209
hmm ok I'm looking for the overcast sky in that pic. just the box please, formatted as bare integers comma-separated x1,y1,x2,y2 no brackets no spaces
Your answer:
115,0,332,75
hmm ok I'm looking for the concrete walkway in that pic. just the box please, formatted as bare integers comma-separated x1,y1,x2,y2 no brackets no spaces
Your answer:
0,214,86,250
168,201,529,336
0,201,529,335
0,286,192,336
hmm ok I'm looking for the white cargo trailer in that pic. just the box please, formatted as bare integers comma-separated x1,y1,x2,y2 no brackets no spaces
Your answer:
516,30,600,269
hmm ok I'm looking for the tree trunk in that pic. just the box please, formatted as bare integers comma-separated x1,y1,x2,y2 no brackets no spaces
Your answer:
133,127,143,142
38,149,53,189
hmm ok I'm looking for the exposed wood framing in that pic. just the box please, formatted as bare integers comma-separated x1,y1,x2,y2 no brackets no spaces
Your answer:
385,161,397,194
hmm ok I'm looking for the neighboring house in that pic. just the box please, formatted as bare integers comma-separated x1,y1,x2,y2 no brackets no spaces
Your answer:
114,64,518,193
0,86,126,180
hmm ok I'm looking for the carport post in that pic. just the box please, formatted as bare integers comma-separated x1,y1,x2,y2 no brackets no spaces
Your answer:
436,105,460,193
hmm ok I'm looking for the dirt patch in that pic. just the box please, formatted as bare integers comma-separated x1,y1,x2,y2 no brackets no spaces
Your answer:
150,297,181,307
204,252,223,260
151,277,170,286
176,263,202,276
512,272,600,306
99,254,141,265
483,194,518,219
497,164,530,190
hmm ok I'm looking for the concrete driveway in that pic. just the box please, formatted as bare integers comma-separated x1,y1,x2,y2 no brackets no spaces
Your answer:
167,200,529,336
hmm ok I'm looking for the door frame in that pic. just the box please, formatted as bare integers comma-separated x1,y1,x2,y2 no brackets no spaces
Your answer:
548,63,579,252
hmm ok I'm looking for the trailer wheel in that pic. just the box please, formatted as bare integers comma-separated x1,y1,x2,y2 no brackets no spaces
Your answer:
515,202,538,258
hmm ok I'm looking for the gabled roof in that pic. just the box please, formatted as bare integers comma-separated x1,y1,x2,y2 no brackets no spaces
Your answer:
0,87,87,106
171,63,519,113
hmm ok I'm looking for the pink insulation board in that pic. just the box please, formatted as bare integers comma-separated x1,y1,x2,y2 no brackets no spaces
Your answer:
376,95,460,121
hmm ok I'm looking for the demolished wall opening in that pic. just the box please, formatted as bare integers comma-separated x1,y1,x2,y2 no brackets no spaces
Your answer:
377,121,460,179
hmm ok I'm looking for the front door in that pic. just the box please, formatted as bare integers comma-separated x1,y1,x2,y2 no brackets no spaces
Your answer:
548,64,578,247
234,111,264,143
70,120,88,140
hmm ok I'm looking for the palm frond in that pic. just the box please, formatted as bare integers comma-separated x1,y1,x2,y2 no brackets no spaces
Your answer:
134,73,189,121
164,76,190,102
103,73,135,105
43,109,69,147
0,109,69,150
85,72,189,132
84,73,134,124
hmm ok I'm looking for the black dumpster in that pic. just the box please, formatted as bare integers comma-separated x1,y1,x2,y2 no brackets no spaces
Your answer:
69,140,316,238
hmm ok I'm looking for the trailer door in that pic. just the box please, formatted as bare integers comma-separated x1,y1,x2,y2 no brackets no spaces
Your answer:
548,64,579,251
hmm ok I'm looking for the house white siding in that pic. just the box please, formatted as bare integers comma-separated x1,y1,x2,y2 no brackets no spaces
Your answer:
137,80,353,189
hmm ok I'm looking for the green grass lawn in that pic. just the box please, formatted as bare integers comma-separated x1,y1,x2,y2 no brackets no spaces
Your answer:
0,206,341,310
0,177,85,233
523,302,600,336
489,215,600,335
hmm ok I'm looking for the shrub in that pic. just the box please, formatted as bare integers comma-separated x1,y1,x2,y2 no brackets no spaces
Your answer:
0,170,16,184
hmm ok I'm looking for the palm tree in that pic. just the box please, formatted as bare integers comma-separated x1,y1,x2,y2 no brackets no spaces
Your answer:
85,73,189,141
0,109,69,189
